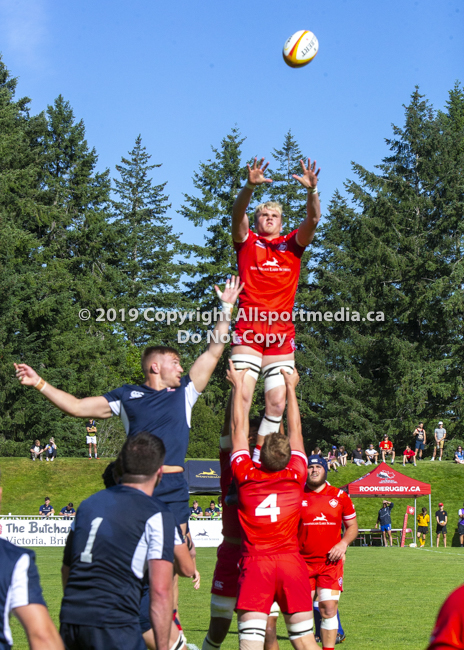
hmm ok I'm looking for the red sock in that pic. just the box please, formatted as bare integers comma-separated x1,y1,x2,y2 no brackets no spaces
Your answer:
322,647,335,650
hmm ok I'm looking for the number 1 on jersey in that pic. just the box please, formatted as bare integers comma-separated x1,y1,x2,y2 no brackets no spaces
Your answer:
80,517,103,563
255,493,280,522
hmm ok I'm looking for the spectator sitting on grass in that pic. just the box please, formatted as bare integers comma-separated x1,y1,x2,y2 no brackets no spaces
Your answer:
30,439,44,461
379,434,395,464
44,438,57,461
59,503,76,519
326,446,339,472
454,446,464,464
351,446,366,466
39,497,54,518
403,445,417,467
189,500,203,519
311,446,323,458
365,444,379,465
337,446,348,466
205,500,220,518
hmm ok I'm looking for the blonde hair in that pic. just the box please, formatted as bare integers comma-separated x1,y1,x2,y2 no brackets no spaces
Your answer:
260,432,291,471
254,201,283,224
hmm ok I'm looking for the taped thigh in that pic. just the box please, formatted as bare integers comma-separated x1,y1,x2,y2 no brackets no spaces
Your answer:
210,594,236,620
317,588,340,602
231,354,262,382
285,617,314,640
262,361,295,393
269,601,280,618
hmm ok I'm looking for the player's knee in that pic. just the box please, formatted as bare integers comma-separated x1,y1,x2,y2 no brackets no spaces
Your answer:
262,361,294,395
320,614,339,631
231,354,262,385
210,595,236,620
238,619,267,650
285,617,314,640
318,601,338,620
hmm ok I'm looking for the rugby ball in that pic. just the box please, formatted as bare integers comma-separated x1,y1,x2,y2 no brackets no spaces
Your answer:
409,543,417,547
440,521,446,525
283,30,319,68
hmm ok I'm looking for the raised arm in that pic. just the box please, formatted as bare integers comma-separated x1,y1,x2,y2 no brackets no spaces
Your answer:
189,276,244,393
14,364,112,419
226,360,249,453
293,158,321,248
282,368,305,454
232,157,272,242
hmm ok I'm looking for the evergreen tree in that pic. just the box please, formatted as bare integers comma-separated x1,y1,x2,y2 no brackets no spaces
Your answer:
111,135,184,346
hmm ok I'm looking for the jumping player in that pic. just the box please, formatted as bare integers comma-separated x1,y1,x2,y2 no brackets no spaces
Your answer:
298,456,358,650
228,361,319,650
60,433,194,650
231,156,321,441
14,277,243,535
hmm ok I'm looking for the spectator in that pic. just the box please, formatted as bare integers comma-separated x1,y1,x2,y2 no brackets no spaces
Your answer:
435,503,448,547
326,446,340,472
217,495,223,514
337,445,348,466
379,434,395,464
351,446,366,466
454,446,464,464
311,446,323,457
459,503,464,548
365,444,379,465
376,500,394,547
413,422,427,460
189,500,203,519
29,439,44,461
44,437,57,461
431,421,446,461
205,500,220,518
59,503,76,520
39,497,54,518
403,445,417,467
85,418,99,459
417,507,430,547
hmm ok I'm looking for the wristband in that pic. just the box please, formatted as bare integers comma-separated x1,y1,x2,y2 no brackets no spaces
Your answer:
308,186,318,195
34,377,47,392
245,181,256,191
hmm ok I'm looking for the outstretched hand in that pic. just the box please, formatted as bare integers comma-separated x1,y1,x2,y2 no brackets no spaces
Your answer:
14,363,40,387
281,367,300,388
214,275,245,306
226,359,248,388
247,157,273,186
292,158,320,189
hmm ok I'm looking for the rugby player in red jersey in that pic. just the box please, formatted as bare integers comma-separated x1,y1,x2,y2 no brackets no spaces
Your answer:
227,361,319,650
231,156,321,445
428,584,464,650
298,457,358,650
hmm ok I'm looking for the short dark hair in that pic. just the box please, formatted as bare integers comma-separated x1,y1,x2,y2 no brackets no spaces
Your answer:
260,432,291,472
141,346,180,375
102,461,119,488
68,503,73,507
118,432,166,483
45,497,50,501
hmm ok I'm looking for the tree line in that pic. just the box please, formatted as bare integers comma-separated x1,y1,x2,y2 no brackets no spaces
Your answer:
1,54,463,458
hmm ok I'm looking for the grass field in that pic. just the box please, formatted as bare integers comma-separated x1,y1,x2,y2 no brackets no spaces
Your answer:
8,546,464,650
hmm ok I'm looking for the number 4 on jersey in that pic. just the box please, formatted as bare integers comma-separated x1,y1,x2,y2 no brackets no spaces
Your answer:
255,494,280,522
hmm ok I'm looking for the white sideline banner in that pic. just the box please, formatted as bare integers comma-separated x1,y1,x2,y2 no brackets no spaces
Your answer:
0,517,72,546
189,520,223,547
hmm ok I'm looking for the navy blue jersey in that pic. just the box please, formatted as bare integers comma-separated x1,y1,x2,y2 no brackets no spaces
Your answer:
103,375,200,467
39,504,53,516
60,485,183,627
0,539,46,649
377,503,394,526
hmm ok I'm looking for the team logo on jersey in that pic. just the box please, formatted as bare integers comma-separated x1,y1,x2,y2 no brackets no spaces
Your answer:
338,577,343,587
255,240,266,248
329,499,339,508
313,513,328,522
167,387,176,392
302,500,308,507
129,391,144,399
277,242,288,252
214,580,224,590
262,257,280,268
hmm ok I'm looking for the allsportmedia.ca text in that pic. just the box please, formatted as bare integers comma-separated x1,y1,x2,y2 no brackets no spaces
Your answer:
80,306,385,325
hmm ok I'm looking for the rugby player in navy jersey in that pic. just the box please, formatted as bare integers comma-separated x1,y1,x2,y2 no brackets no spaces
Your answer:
15,276,243,533
0,472,64,650
60,432,194,650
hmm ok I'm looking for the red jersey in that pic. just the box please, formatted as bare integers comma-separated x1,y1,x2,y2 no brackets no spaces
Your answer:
219,449,242,539
403,449,415,458
428,585,464,650
380,440,393,452
298,484,356,562
230,449,307,556
234,229,305,315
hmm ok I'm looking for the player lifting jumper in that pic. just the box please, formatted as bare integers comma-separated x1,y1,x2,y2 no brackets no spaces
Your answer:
227,361,319,650
231,156,321,445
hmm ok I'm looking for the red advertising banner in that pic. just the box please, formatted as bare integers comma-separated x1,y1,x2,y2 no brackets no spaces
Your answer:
401,505,415,547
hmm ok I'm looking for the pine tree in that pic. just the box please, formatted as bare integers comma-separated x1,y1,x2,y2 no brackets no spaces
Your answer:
111,135,184,346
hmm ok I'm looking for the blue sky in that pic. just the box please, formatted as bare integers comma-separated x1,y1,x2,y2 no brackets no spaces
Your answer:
0,0,462,245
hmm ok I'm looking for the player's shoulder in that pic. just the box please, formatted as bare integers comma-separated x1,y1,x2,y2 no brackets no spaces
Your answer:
0,538,35,570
